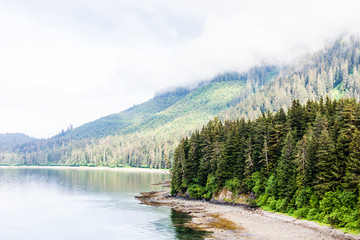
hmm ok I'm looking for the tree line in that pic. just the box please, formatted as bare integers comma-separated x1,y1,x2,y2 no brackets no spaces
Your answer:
171,97,360,230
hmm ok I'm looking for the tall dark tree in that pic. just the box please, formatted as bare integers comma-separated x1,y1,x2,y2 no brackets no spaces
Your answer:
183,132,202,186
276,130,296,199
170,140,186,194
315,127,338,195
345,129,360,194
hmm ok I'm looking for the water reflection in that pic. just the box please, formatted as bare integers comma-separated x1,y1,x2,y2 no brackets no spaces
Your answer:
0,168,210,240
171,209,210,240
0,167,167,193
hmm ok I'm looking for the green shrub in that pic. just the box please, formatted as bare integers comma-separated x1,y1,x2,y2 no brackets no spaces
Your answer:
257,193,269,206
188,184,205,199
295,187,313,209
225,178,241,194
276,198,288,212
327,209,342,226
266,196,277,210
203,175,217,200
252,172,263,196
293,207,310,218
319,191,339,214
337,191,357,211
345,216,360,229
309,194,319,209
246,172,262,195
306,208,319,220
264,174,276,195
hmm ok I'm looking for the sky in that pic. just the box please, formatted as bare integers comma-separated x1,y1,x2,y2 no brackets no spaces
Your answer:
1,0,360,138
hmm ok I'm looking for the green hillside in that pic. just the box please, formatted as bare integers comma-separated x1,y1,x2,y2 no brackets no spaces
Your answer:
67,67,278,140
0,133,36,151
220,37,360,122
132,81,246,135
70,87,190,139
0,67,278,167
1,37,360,169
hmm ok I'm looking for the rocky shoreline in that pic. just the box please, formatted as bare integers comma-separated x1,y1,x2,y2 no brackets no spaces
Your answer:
136,189,360,240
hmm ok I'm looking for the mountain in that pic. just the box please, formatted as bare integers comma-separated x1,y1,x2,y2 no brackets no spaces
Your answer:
70,88,190,139
221,36,360,121
0,133,36,152
69,68,278,139
0,67,278,167
1,36,360,168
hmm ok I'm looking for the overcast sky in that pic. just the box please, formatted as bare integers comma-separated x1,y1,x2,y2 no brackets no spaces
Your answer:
1,0,360,138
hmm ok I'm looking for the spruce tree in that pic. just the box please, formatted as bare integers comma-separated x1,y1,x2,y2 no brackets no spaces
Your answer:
198,134,212,186
171,140,186,194
336,100,359,184
276,130,296,199
183,132,202,186
345,129,360,193
288,100,305,140
315,127,338,195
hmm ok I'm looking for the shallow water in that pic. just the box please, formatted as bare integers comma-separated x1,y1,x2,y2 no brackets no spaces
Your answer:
0,168,207,240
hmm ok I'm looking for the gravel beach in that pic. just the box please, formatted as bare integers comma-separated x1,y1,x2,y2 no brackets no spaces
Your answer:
136,190,360,240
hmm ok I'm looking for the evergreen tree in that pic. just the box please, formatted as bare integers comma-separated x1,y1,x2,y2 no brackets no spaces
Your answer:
336,100,359,183
170,140,186,194
315,127,338,195
170,97,360,231
276,130,296,199
288,100,305,140
183,132,202,186
345,129,360,193
295,132,311,188
198,134,212,186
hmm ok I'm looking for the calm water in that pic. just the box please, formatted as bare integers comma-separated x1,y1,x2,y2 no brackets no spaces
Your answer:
0,168,207,240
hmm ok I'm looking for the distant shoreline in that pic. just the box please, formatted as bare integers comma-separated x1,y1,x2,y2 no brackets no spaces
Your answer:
0,165,169,174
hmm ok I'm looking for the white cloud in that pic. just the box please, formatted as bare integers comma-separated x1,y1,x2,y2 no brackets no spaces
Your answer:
0,0,360,138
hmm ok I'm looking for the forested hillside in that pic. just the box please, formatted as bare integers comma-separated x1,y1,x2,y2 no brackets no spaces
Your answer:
0,67,277,167
70,87,190,139
1,37,360,169
69,67,277,139
171,98,360,230
0,133,36,151
221,37,360,120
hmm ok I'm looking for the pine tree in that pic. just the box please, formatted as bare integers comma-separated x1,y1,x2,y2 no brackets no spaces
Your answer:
276,130,297,199
336,100,359,183
171,140,186,194
243,137,254,181
198,134,212,186
214,142,227,188
315,127,338,195
345,129,360,193
223,123,240,178
295,132,311,188
183,132,202,186
288,100,305,140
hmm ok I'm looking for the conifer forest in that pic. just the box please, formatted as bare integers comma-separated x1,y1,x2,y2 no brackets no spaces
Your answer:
171,98,360,230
